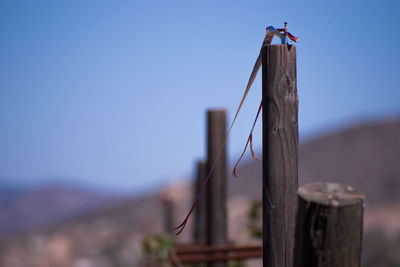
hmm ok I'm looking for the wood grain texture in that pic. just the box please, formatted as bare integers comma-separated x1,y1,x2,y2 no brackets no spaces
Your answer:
193,160,207,245
294,183,364,267
206,109,227,267
261,44,298,267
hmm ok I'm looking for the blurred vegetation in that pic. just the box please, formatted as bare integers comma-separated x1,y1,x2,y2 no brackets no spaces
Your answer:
141,234,247,267
247,200,262,239
142,234,176,267
228,260,247,267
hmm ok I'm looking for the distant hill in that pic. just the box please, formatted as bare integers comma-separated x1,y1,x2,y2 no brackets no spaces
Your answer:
0,117,400,267
0,185,118,237
229,117,400,206
299,117,400,205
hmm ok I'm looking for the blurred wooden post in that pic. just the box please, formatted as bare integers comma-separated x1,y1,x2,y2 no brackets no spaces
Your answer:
261,44,298,267
161,195,174,234
206,109,227,267
294,183,364,267
193,160,207,245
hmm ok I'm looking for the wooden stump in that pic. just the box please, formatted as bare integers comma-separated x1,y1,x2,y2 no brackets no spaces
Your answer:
294,183,364,267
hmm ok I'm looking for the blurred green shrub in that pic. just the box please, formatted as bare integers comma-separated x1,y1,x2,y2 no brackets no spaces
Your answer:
142,234,176,267
247,200,262,239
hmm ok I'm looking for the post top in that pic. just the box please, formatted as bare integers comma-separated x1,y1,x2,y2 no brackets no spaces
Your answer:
261,44,296,55
263,44,296,48
206,108,227,114
298,182,364,207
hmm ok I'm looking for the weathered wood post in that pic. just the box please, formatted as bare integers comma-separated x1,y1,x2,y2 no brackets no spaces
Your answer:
294,183,364,267
193,160,207,245
206,109,227,267
160,193,174,235
261,44,298,267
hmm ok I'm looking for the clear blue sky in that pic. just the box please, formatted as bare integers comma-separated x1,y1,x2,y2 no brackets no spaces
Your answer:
1,0,399,193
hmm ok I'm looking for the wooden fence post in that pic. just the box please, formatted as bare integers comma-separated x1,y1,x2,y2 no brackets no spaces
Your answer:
161,194,174,235
193,160,207,245
294,183,364,267
262,44,298,267
206,109,227,267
